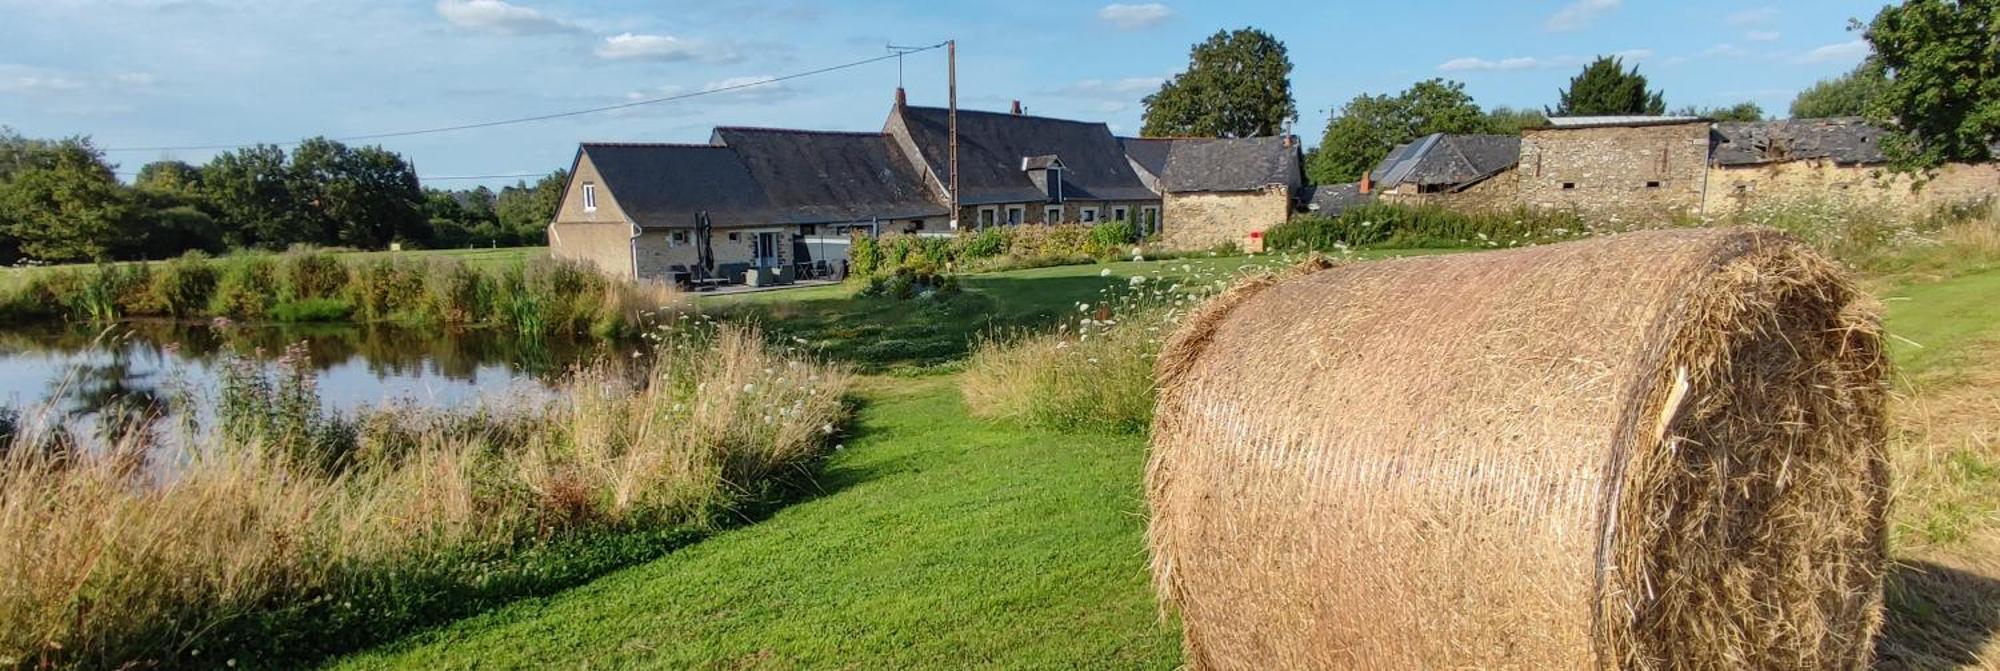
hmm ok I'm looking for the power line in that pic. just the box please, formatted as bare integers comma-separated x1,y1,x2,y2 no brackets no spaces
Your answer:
113,170,549,182
103,41,948,154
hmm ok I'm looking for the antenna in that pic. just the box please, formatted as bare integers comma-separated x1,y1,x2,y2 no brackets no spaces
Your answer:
886,42,929,90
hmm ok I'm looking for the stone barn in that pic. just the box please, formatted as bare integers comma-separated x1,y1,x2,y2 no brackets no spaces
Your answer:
1518,116,1711,220
1122,135,1304,249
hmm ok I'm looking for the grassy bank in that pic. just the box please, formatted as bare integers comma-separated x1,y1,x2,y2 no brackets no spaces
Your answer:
0,247,674,339
0,323,851,668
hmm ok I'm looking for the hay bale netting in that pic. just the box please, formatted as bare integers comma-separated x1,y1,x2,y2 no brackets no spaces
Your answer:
1147,228,1889,670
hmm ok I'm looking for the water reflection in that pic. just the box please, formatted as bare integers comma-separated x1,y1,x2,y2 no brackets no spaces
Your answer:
0,320,614,437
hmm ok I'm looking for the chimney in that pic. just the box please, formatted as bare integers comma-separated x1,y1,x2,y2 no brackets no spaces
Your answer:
1011,100,1022,115
1282,134,1294,148
1359,170,1372,194
895,87,907,109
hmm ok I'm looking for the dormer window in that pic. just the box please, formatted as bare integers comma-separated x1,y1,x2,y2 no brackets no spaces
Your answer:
582,183,598,212
1022,155,1066,203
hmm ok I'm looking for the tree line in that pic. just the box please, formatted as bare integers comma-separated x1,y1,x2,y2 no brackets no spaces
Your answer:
0,132,566,264
1140,0,1996,184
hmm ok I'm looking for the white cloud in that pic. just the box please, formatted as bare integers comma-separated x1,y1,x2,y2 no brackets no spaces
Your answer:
435,0,582,35
1745,30,1781,42
1795,39,1868,64
114,72,157,86
1098,3,1173,30
1436,50,1648,73
1439,56,1542,72
0,64,155,95
596,32,703,61
1726,7,1780,27
702,75,796,102
1545,0,1620,32
1703,43,1748,59
1056,76,1166,97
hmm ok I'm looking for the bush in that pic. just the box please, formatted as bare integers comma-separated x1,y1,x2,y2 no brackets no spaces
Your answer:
279,248,349,302
348,256,427,322
848,233,882,277
1265,203,1586,252
210,256,279,320
152,252,219,317
1086,220,1141,258
858,266,960,300
959,227,1009,259
421,259,490,325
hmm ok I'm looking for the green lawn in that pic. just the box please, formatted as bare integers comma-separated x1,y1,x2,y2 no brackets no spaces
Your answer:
330,376,1181,669
700,249,1430,372
1883,267,2000,386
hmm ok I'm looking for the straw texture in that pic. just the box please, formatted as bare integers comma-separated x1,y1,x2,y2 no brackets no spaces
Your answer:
1147,228,1888,670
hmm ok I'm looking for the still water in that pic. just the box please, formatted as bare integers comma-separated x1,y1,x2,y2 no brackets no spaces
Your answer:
0,320,617,440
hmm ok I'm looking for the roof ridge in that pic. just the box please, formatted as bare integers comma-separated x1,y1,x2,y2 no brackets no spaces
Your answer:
903,104,1110,127
714,126,886,136
581,141,722,149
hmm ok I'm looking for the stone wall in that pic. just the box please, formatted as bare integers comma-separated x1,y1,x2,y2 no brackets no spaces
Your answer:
1519,122,1710,220
1707,160,1999,215
550,221,634,279
1376,169,1519,213
1160,186,1290,250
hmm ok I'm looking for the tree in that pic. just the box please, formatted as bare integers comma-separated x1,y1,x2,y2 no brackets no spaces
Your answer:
1790,61,1887,119
1864,0,1999,169
1550,56,1666,116
0,138,132,262
1141,28,1297,138
200,144,299,249
285,138,426,248
494,170,568,245
1672,102,1766,122
1304,79,1490,184
1481,106,1548,134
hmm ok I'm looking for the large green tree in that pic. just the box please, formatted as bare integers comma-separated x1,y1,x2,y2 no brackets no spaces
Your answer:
1305,79,1491,184
1141,28,1297,138
200,144,299,249
0,138,132,262
286,137,427,248
1790,61,1887,119
1865,0,1999,169
1550,56,1666,116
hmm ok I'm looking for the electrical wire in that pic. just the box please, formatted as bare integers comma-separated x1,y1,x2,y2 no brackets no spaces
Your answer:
102,42,947,153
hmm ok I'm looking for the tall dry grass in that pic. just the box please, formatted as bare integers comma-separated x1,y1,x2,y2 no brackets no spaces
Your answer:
0,323,848,668
960,259,1269,434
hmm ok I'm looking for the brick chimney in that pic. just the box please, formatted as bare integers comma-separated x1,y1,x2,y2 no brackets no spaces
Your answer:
895,87,907,109
1011,100,1023,115
1282,134,1294,148
1359,170,1372,194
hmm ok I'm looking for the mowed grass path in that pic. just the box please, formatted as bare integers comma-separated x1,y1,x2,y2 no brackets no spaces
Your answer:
331,375,1180,669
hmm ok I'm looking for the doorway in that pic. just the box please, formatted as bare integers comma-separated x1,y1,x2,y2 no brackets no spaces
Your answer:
754,231,782,268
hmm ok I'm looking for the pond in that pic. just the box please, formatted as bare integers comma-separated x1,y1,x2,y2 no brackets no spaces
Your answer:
0,320,622,443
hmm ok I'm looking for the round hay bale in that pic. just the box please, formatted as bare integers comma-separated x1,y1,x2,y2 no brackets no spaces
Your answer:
1147,228,1888,670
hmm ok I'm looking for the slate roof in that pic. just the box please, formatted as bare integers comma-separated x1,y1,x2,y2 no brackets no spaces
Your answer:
577,143,771,229
711,127,947,223
1541,115,1705,129
1369,134,1520,187
1711,117,1889,166
1119,136,1303,193
1305,182,1373,217
893,106,1157,204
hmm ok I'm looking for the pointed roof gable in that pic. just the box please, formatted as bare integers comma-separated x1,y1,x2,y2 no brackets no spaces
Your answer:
579,142,770,229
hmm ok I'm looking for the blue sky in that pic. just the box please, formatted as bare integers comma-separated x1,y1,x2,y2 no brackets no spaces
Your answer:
0,0,1885,188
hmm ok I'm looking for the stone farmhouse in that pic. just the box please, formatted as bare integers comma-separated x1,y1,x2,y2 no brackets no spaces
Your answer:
1122,135,1306,249
549,93,1301,284
1325,115,1997,221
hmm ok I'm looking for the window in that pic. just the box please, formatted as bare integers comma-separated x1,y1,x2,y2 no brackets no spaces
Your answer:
582,183,597,212
1112,207,1128,222
670,230,689,246
1006,205,1026,225
728,232,740,241
1560,182,1577,190
1141,206,1160,237
978,206,998,228
1080,207,1098,223
1644,181,1662,189
1045,205,1064,223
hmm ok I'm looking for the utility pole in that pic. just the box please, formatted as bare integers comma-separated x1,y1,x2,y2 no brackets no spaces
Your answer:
948,39,959,231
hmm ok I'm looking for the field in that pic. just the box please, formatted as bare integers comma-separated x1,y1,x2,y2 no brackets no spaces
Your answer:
322,241,2000,669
